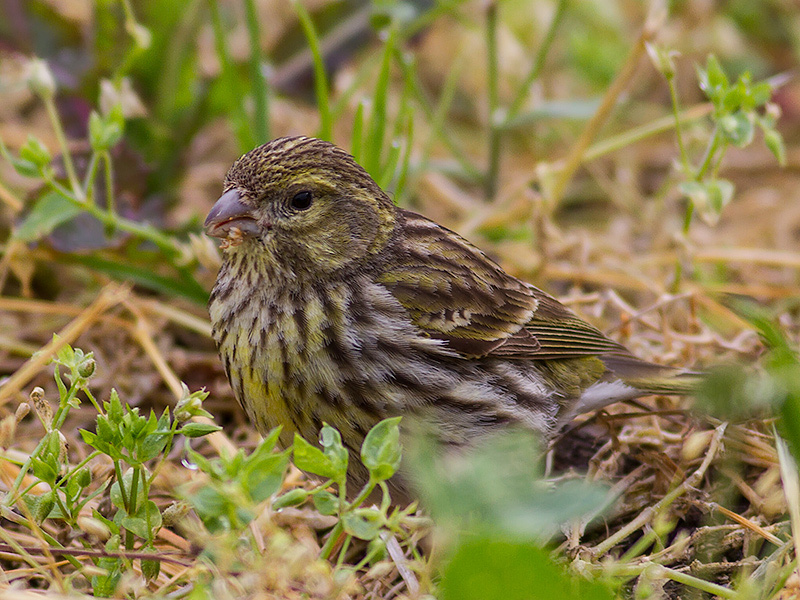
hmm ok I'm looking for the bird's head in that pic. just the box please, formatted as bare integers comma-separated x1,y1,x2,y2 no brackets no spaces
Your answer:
205,136,397,276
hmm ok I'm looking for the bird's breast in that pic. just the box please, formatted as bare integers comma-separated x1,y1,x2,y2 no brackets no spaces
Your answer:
209,258,447,442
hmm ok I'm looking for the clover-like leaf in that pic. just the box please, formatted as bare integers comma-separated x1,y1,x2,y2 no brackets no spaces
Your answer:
342,507,383,540
361,417,402,482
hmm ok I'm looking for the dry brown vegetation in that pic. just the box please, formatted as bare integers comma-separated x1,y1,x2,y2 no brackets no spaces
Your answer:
1,0,800,598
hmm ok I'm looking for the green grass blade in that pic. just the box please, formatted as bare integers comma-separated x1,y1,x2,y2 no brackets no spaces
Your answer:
363,24,397,178
293,1,331,141
207,0,255,151
243,0,270,144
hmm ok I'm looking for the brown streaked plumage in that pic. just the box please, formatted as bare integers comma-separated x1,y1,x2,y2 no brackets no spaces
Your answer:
205,136,691,500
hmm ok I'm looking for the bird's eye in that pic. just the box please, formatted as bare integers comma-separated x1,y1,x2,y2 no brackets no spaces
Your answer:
290,190,313,211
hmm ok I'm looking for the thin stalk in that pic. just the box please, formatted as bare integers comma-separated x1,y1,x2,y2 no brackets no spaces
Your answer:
335,535,352,569
363,24,397,177
243,0,269,144
319,521,344,560
693,125,722,182
43,96,82,200
650,565,739,599
547,10,663,207
666,72,690,174
42,171,181,259
294,1,331,141
103,151,115,215
506,0,568,120
82,153,99,202
350,100,365,162
581,103,713,163
485,1,501,201
405,56,482,182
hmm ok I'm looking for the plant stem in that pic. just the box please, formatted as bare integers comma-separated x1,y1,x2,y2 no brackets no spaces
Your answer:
103,151,115,216
485,1,501,201
43,171,182,259
319,521,344,560
243,0,269,144
43,96,82,201
666,73,690,174
581,103,713,163
547,9,662,208
650,564,739,599
694,125,721,181
506,0,567,121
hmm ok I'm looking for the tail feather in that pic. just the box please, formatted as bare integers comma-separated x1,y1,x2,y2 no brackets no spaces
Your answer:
558,354,699,426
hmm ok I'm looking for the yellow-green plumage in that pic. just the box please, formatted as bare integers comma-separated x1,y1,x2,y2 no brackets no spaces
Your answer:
206,136,691,499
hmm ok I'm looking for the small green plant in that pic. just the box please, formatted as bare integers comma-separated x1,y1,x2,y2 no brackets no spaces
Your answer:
0,58,208,304
277,417,417,570
647,47,785,288
2,342,219,595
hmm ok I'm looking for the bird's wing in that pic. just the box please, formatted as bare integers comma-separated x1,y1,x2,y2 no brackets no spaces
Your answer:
492,288,632,360
380,210,642,363
377,211,539,357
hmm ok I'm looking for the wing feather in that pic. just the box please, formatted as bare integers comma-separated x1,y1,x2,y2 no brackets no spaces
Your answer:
380,210,638,364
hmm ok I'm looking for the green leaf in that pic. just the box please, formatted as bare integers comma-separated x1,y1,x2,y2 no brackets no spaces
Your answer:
88,108,124,151
719,111,754,147
179,422,222,438
293,434,338,479
441,538,615,600
14,192,83,243
694,365,777,420
763,127,786,166
107,390,124,424
361,417,402,482
121,500,162,539
141,556,161,582
697,54,728,104
9,156,40,177
30,457,57,485
19,135,51,168
272,488,309,510
294,425,348,482
750,81,772,106
409,430,608,539
320,424,349,479
342,507,383,540
243,449,290,504
137,430,171,462
187,486,227,523
680,179,734,227
312,490,339,516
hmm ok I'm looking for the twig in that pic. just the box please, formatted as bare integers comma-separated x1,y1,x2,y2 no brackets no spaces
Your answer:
382,532,419,596
547,1,666,207
0,543,192,567
711,503,784,546
591,422,727,557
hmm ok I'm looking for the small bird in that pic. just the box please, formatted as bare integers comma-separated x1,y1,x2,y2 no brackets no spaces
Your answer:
205,136,690,499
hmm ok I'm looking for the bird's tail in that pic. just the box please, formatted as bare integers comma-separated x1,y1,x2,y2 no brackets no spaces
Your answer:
564,354,699,422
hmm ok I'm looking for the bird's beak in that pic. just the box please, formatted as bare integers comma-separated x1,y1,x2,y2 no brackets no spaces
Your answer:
204,189,261,239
